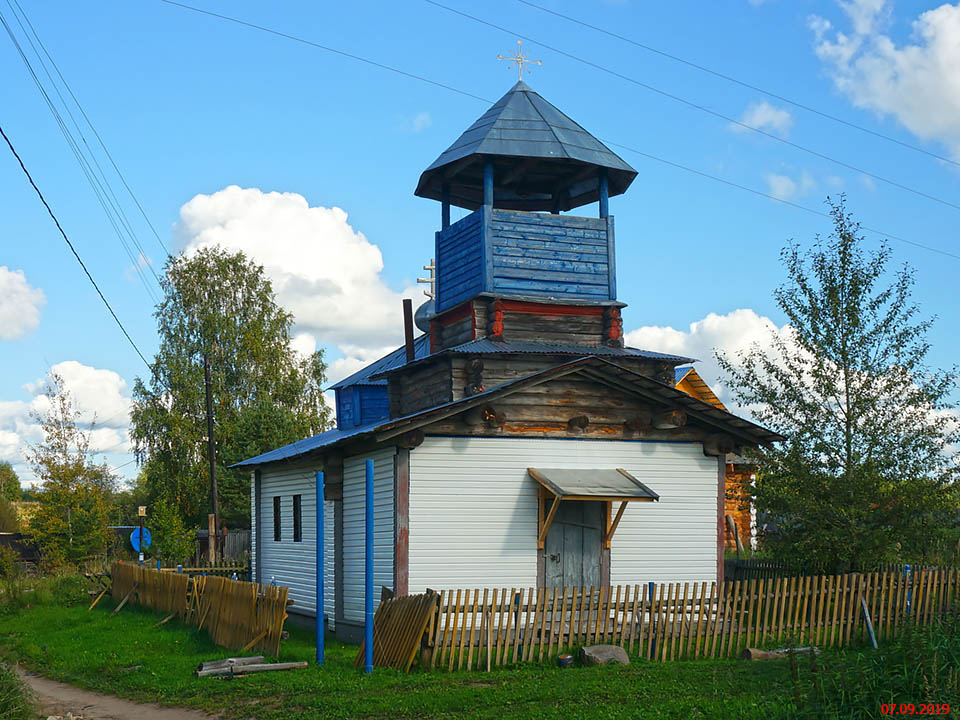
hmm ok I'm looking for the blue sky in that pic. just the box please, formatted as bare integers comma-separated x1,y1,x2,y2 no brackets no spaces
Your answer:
2,0,959,487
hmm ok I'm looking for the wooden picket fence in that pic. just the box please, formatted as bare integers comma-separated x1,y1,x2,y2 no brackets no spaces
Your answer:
110,562,289,655
425,568,960,670
354,591,440,672
157,559,249,581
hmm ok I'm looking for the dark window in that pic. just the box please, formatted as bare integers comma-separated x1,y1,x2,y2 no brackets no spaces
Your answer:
293,495,302,543
273,496,281,541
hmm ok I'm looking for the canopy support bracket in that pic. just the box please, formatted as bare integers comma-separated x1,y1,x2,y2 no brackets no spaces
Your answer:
604,501,628,548
537,489,561,550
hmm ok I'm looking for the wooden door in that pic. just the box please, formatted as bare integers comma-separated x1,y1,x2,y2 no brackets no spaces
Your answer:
544,500,602,588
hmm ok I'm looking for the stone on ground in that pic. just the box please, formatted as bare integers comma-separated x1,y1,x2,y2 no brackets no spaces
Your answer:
579,644,630,666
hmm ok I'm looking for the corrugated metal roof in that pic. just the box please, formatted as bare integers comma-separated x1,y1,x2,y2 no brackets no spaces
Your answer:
446,339,694,362
415,81,637,211
528,467,659,501
231,424,379,467
369,339,695,382
335,336,693,390
329,334,431,390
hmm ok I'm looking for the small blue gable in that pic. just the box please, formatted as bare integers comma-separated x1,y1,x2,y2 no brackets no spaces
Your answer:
331,334,431,430
335,384,390,430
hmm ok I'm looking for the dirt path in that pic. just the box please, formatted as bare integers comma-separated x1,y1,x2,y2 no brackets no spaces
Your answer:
17,667,218,720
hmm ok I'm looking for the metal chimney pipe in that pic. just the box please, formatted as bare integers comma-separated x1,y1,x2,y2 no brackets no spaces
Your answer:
403,299,415,363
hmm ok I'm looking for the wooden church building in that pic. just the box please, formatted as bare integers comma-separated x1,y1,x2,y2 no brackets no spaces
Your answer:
235,81,780,640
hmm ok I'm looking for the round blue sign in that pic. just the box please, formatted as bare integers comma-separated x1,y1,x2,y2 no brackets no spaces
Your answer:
130,527,152,551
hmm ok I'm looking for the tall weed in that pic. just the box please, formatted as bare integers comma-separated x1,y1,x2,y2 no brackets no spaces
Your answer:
790,608,960,719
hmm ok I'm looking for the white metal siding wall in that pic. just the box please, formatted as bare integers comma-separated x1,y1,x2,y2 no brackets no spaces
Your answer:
407,437,718,591
607,443,719,584
408,437,539,593
257,463,336,624
342,448,396,623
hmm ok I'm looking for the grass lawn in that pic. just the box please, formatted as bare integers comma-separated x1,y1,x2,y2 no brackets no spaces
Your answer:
0,597,799,719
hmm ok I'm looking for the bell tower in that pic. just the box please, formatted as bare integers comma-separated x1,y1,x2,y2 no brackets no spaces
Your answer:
414,81,638,352
371,81,686,419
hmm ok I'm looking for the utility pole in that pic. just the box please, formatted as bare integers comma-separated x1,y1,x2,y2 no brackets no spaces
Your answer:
204,353,219,562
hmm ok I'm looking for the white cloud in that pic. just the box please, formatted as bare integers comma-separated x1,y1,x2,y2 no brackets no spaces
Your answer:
25,360,131,429
765,170,815,200
0,266,46,340
625,309,789,410
290,331,318,360
412,112,432,133
176,185,421,381
839,0,890,35
810,1,960,158
732,101,794,135
0,361,134,486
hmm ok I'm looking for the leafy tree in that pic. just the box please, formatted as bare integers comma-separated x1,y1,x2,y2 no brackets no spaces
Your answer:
718,198,959,571
0,462,19,501
149,500,195,565
131,247,332,528
27,373,112,566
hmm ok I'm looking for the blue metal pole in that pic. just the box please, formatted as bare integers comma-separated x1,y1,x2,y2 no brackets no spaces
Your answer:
483,161,494,209
316,471,325,666
598,169,609,218
364,459,374,673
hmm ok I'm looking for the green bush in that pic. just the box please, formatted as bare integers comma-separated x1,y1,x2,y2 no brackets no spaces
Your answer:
149,500,194,566
0,546,20,580
0,573,88,615
790,608,960,719
0,663,32,720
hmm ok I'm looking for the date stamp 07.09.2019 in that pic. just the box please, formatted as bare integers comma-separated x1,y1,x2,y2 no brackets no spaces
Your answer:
879,703,950,716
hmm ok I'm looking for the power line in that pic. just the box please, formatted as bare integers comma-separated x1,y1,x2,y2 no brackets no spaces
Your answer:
1,5,162,302
603,139,960,261
514,0,960,170
10,0,170,258
4,3,162,283
424,0,960,214
0,123,155,370
157,0,491,104
156,1,957,262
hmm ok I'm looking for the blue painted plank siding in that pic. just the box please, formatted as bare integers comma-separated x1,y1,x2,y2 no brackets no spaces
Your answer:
335,387,354,429
434,208,616,311
435,210,483,312
358,386,389,425
335,385,390,429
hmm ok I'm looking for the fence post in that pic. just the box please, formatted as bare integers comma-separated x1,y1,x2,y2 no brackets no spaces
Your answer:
364,458,374,674
316,470,325,667
905,564,912,614
648,581,656,658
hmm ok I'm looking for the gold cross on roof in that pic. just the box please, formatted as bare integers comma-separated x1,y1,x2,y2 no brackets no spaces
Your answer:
498,40,541,81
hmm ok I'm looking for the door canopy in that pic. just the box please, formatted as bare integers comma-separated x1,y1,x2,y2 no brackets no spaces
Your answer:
528,467,659,550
